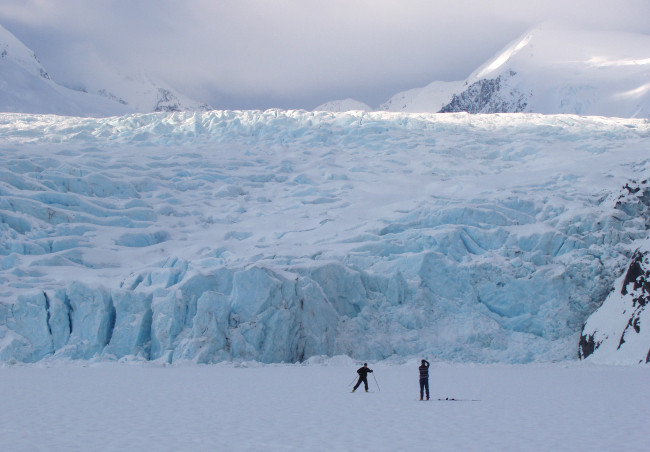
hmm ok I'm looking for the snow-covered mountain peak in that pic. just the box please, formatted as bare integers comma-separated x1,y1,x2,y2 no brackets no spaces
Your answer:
313,98,371,112
89,72,212,113
0,24,50,80
1,24,211,116
382,24,650,117
1,24,135,117
470,25,650,82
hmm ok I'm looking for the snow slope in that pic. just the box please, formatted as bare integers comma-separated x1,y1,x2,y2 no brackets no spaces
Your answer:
0,25,133,117
382,25,650,117
1,24,210,115
1,362,649,452
379,81,465,113
313,98,371,112
1,110,650,365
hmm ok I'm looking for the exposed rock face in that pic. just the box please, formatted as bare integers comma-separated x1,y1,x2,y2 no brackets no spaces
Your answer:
579,247,650,363
439,71,528,114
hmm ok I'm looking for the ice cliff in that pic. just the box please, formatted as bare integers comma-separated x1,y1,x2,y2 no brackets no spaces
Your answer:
1,110,649,364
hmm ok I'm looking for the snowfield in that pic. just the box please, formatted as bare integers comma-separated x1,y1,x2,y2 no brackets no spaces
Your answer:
1,360,649,452
1,110,650,365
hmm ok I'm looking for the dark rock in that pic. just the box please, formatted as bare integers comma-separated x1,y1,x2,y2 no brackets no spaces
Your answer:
439,71,528,114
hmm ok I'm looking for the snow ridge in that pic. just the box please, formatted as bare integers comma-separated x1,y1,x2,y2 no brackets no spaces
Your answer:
0,24,51,80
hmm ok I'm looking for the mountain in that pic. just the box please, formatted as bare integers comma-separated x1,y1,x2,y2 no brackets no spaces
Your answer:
1,24,211,116
380,25,650,118
76,73,211,113
379,81,465,113
313,98,371,112
0,24,133,117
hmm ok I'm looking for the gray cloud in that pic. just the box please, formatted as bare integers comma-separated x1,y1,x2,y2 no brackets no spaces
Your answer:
2,0,650,110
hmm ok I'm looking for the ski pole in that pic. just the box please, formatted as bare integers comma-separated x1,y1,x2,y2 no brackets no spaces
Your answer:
349,376,357,386
373,373,380,391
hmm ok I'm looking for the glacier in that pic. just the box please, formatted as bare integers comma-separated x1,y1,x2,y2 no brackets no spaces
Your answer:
1,109,650,365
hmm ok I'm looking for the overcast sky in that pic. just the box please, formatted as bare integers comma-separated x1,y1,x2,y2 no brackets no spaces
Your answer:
2,0,650,110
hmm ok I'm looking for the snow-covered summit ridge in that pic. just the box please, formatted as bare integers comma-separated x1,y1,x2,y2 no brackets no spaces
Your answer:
1,110,650,365
381,25,650,117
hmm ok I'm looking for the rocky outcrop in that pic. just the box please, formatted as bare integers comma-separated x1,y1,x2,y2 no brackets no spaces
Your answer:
579,246,650,363
579,180,650,363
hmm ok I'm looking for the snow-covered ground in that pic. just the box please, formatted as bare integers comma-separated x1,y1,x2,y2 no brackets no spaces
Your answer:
2,110,650,365
0,360,648,452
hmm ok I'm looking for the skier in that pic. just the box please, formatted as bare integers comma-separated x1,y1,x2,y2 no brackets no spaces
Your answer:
419,359,430,400
351,363,373,392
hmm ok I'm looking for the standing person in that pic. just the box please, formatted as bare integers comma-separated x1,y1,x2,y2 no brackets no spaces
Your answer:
419,359,430,400
351,363,373,392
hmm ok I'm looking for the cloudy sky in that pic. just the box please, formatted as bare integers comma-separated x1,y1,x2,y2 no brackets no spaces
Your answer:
2,0,650,110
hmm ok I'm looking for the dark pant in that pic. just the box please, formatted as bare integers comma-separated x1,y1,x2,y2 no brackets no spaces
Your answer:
354,377,368,391
420,378,429,399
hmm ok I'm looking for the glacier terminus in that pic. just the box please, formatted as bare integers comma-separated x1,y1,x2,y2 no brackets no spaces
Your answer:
1,110,650,365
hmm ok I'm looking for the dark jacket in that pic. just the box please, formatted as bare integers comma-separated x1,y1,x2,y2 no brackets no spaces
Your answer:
357,366,373,379
419,360,430,379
